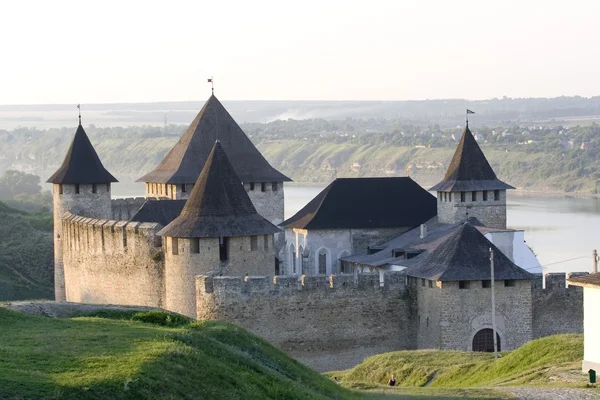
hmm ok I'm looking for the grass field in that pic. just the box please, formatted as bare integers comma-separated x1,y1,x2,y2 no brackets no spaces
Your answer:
0,308,358,400
335,334,584,389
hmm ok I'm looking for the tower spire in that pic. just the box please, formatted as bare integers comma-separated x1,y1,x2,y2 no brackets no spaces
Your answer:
77,104,81,126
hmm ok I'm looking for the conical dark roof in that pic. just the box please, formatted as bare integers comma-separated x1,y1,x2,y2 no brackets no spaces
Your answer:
137,94,291,184
429,124,513,192
47,124,118,184
158,141,280,238
406,223,532,282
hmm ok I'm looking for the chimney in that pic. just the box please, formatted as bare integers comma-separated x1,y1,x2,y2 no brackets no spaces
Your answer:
420,224,427,239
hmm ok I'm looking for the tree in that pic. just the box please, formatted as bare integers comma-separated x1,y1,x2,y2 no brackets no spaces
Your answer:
0,170,42,199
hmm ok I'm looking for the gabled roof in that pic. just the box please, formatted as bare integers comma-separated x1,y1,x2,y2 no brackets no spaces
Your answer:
281,177,437,230
158,141,280,238
129,200,186,227
47,124,118,184
430,124,514,192
137,94,291,184
406,223,532,281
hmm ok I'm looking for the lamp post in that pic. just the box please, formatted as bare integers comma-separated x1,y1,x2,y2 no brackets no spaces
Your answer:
490,247,498,359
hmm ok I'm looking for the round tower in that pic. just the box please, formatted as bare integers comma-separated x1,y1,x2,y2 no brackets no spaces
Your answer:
47,119,118,301
158,141,279,317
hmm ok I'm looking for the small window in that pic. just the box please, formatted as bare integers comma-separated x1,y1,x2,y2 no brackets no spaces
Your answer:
421,279,426,287
482,280,491,288
75,184,80,194
181,184,187,193
250,235,258,251
460,192,465,202
459,281,470,289
191,238,200,254
272,182,278,191
505,280,516,287
428,280,433,288
250,182,255,191
471,191,477,201
219,237,229,261
261,182,266,192
59,184,63,195
263,235,269,250
448,193,452,202
171,238,179,255
494,190,500,201
92,184,97,194
106,183,110,192
426,317,429,327
483,191,488,201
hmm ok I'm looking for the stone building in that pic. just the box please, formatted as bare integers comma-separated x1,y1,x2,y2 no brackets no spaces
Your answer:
430,122,514,229
49,104,584,372
46,121,118,301
281,177,436,276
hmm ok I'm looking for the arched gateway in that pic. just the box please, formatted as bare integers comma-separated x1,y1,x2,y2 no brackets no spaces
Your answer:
472,329,501,352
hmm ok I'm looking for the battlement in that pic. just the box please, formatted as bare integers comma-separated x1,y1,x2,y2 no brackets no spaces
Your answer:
111,197,146,220
197,271,406,296
531,272,589,291
62,211,162,254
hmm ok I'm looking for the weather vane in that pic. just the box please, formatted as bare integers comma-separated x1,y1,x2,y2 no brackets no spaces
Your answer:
466,109,475,126
77,104,81,125
207,76,214,94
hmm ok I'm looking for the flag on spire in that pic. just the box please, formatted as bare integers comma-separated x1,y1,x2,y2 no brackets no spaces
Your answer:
467,109,475,114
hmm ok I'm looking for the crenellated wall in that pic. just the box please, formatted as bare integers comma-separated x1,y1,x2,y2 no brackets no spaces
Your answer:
532,272,585,338
62,212,165,307
437,190,507,229
196,271,413,372
111,197,146,220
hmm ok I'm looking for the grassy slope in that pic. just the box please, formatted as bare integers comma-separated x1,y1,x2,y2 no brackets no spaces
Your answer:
0,202,53,301
0,308,357,400
337,334,583,389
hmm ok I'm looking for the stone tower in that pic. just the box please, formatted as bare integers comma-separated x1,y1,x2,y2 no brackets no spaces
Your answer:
136,94,291,230
430,123,514,229
158,141,280,318
47,122,118,301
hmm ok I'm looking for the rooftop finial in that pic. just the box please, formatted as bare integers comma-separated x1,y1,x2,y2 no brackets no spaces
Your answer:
207,76,214,94
77,104,81,126
466,108,475,128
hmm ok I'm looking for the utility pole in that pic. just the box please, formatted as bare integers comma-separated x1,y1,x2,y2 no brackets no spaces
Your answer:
490,247,498,360
593,249,598,274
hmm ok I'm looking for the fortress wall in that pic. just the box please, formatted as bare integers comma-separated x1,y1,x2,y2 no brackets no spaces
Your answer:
245,182,285,253
532,272,586,338
409,277,442,349
440,279,532,351
164,235,277,318
437,190,507,229
111,197,146,220
197,271,413,372
62,213,165,307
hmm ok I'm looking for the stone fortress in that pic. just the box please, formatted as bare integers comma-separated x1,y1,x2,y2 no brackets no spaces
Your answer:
49,95,586,371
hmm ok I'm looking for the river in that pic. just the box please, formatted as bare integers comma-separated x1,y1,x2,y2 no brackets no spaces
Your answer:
283,185,600,275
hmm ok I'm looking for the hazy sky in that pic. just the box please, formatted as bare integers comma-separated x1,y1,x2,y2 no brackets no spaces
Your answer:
2,0,600,104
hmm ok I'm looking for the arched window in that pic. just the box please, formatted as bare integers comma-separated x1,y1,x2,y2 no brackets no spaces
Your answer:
298,246,305,275
316,247,329,275
472,329,501,352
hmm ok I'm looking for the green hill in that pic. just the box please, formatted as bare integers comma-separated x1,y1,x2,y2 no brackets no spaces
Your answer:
0,308,357,400
0,202,53,301
337,334,584,389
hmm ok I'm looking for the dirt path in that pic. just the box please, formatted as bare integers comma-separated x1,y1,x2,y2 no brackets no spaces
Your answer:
504,387,600,400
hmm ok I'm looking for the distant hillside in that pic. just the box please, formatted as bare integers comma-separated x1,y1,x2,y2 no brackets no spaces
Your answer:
0,308,357,400
0,202,53,300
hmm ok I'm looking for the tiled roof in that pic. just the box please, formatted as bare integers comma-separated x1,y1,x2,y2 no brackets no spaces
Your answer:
281,177,437,230
405,222,533,281
47,124,118,184
568,273,600,288
137,94,290,184
430,124,514,192
129,200,186,227
158,141,280,238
